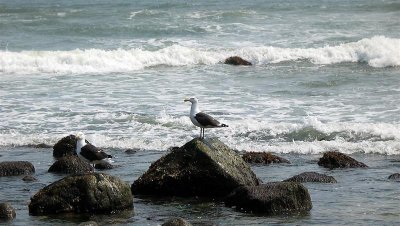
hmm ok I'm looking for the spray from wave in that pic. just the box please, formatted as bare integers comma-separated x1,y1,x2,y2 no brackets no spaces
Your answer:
0,36,398,75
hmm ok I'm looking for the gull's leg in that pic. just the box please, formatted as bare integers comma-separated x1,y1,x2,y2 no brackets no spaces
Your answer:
199,128,202,138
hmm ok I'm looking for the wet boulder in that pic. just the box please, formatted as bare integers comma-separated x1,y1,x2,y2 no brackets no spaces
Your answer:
48,156,93,174
0,203,16,220
29,173,133,215
224,56,252,66
283,172,337,183
388,173,400,181
132,138,259,198
0,161,35,177
242,152,290,164
225,182,312,214
318,151,368,169
162,217,193,226
53,135,78,158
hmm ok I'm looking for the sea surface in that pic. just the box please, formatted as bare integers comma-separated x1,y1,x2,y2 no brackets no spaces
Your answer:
0,0,399,225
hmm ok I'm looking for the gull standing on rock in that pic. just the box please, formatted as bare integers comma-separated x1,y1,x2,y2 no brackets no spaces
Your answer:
75,132,113,167
184,97,228,139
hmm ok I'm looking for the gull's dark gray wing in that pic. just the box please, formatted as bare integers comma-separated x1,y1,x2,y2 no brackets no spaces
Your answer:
80,143,112,161
194,112,221,127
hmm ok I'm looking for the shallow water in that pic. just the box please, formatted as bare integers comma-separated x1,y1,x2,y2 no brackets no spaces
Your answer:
1,146,399,225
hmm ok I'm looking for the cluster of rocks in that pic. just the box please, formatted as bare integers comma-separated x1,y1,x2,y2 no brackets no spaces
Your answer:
132,138,312,215
2,134,398,225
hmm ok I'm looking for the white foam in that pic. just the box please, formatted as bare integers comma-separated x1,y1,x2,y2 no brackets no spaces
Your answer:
0,36,398,75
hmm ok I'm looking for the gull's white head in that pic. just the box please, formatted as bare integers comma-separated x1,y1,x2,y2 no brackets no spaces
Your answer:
76,132,85,140
184,97,198,104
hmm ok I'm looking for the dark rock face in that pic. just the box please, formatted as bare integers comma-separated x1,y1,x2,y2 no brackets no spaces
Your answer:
48,156,94,174
0,161,35,177
318,151,368,169
225,182,312,214
132,138,259,198
162,217,193,226
29,173,133,215
242,152,290,164
224,56,252,66
283,172,337,183
0,203,16,220
53,135,78,158
388,173,400,181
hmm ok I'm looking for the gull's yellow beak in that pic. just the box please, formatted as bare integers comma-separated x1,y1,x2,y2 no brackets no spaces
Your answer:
184,98,190,102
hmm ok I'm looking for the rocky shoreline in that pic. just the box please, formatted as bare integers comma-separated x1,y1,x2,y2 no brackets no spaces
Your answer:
0,135,398,225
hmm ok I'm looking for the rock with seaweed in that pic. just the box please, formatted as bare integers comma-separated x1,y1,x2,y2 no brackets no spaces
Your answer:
318,151,368,169
132,138,259,198
29,173,133,215
225,182,312,215
0,161,35,177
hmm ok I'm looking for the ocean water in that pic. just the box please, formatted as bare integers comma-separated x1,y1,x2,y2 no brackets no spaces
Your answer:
0,0,399,225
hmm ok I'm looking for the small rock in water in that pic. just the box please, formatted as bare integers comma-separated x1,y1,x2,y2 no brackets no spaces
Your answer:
283,172,337,183
22,175,38,182
318,151,368,169
388,173,400,181
224,56,252,66
48,155,93,174
0,161,35,177
95,162,114,170
0,203,16,220
125,148,139,154
225,182,312,215
242,152,290,164
162,217,192,226
53,135,78,158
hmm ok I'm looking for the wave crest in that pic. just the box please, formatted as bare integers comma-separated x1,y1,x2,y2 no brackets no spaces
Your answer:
0,36,398,75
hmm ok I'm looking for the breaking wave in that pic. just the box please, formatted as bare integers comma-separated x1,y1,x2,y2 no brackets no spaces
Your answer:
0,36,398,75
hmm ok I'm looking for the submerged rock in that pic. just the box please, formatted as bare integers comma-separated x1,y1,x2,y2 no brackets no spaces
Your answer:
225,182,312,214
318,151,368,169
0,203,16,220
283,172,337,183
0,161,35,177
162,217,193,226
29,173,133,215
48,156,94,174
224,56,252,66
22,175,38,182
242,152,290,164
79,221,99,226
132,138,259,198
388,173,400,181
53,135,78,158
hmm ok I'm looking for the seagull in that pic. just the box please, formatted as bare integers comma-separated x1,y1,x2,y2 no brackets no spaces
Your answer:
75,132,112,167
184,97,228,139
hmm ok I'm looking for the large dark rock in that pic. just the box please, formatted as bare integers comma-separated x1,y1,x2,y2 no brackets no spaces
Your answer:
162,217,193,226
0,203,16,220
318,151,368,169
242,152,290,164
0,161,35,177
224,56,252,66
388,173,400,181
53,135,78,158
29,173,133,215
283,172,337,183
132,138,259,198
48,156,93,174
225,182,312,214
